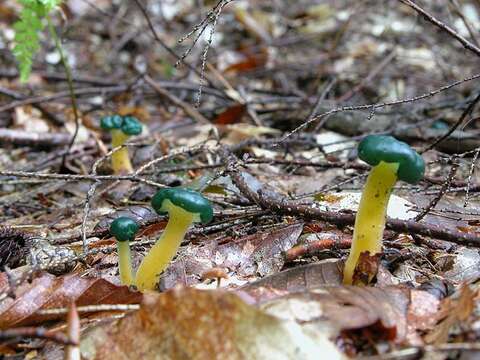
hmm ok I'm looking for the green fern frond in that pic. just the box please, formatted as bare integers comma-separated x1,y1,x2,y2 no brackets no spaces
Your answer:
38,0,62,11
12,0,62,82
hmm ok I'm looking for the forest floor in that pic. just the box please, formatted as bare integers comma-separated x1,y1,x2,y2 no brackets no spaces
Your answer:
1,0,480,359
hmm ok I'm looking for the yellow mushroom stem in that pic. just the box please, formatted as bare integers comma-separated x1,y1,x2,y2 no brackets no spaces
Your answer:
111,129,133,174
343,161,399,285
117,241,134,286
135,202,195,291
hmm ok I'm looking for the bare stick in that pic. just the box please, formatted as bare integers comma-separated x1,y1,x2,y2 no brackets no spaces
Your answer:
398,0,480,57
422,93,480,153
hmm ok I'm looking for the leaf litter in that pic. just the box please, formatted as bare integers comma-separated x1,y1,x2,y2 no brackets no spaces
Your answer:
1,0,480,358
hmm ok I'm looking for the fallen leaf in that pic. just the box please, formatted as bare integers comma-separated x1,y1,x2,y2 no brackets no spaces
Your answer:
0,272,141,328
94,205,157,231
160,223,304,290
442,247,480,284
213,104,247,125
243,260,343,298
80,287,344,360
223,123,281,144
238,222,304,277
242,261,442,345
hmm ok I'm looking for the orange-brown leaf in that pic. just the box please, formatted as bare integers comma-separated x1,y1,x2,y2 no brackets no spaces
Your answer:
80,287,342,359
213,104,247,125
0,273,141,329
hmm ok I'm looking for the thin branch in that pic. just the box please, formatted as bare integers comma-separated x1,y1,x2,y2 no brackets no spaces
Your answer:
280,72,480,142
415,158,459,221
144,75,211,124
46,15,81,169
398,0,480,57
422,93,480,153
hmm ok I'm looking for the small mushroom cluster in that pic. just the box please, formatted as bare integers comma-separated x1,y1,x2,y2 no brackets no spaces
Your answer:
109,188,213,291
106,131,423,290
100,115,143,175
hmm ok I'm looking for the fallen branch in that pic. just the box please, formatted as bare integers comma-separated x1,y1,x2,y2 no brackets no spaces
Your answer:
398,0,480,58
285,237,352,262
226,156,480,247
144,75,211,124
0,128,71,147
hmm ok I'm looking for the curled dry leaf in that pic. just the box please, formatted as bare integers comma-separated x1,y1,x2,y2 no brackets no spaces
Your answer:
0,272,141,329
80,287,345,360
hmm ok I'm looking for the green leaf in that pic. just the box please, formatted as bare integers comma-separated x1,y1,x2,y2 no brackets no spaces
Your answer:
12,0,62,82
38,0,62,11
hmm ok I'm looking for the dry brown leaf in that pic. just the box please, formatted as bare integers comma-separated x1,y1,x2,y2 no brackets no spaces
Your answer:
80,287,344,360
223,123,281,144
223,52,269,74
241,261,442,345
352,251,381,286
424,285,477,344
213,104,247,125
117,106,150,122
0,272,141,329
243,260,343,297
160,223,304,290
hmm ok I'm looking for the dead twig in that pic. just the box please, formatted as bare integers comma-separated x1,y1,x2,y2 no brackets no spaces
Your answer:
464,147,480,207
337,49,397,102
64,303,80,360
285,237,352,262
415,158,459,221
0,84,136,113
144,75,212,125
0,128,71,147
398,0,480,57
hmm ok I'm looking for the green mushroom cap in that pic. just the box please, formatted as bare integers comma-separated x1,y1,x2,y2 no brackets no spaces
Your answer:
100,115,123,130
110,217,139,242
100,115,142,135
151,188,213,224
358,135,425,184
121,116,142,135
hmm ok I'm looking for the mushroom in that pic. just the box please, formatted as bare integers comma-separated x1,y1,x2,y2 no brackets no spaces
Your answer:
100,115,142,174
343,135,425,285
135,188,213,291
201,267,229,288
109,216,139,286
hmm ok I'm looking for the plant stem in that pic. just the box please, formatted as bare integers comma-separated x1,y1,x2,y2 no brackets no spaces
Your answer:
343,161,399,285
110,130,133,174
135,208,194,291
46,15,80,168
117,241,134,285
